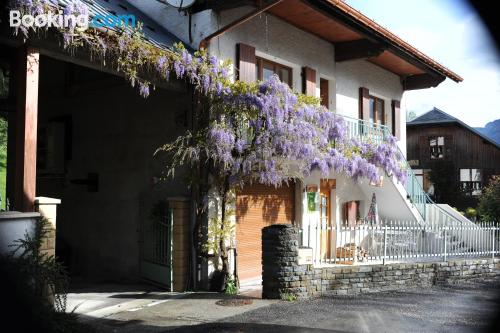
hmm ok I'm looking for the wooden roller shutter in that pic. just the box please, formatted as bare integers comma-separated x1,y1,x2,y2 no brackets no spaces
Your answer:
359,87,370,120
236,182,295,284
302,66,316,96
237,43,256,82
392,99,401,140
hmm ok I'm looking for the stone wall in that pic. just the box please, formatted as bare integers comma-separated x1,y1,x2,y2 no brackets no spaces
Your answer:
262,225,500,299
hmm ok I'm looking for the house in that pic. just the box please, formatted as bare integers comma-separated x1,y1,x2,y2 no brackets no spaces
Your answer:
407,108,500,210
0,0,463,292
126,0,463,288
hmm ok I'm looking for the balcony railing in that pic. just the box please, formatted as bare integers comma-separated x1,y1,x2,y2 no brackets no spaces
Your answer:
340,114,389,145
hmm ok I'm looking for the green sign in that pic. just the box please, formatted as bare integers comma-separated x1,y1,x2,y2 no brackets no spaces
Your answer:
307,192,316,211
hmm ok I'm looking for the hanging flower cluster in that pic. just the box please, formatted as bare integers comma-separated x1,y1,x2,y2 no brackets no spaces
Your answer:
168,75,406,186
9,0,406,185
9,0,231,97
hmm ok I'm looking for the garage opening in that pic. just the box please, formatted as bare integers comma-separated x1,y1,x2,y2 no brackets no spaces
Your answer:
236,182,295,286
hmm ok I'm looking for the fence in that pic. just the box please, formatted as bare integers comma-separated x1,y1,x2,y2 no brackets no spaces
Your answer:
300,220,500,266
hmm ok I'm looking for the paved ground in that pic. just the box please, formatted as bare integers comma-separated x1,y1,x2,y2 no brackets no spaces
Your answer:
82,280,500,333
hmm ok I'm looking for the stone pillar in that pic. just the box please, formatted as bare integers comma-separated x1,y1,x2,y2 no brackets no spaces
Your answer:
169,198,190,292
262,224,301,299
34,197,61,257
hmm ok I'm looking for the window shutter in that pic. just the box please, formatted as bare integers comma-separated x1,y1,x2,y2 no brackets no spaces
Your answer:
359,87,370,120
392,100,401,140
237,43,256,82
302,67,316,96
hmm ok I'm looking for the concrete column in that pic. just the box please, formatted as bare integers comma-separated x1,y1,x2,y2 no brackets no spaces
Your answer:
34,196,61,257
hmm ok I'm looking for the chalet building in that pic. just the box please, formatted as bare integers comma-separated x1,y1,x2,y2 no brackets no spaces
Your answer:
407,108,500,209
1,0,462,292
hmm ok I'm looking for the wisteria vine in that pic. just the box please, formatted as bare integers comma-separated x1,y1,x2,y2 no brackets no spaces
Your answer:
9,0,406,186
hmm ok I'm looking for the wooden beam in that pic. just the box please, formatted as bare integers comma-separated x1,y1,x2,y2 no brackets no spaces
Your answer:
402,73,445,91
335,39,386,62
14,46,39,212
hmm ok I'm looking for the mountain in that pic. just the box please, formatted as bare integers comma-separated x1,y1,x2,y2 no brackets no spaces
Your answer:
475,119,500,146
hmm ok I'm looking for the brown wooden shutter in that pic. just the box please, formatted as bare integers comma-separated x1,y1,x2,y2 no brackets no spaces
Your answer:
302,67,316,96
237,43,256,82
359,87,370,120
392,100,401,140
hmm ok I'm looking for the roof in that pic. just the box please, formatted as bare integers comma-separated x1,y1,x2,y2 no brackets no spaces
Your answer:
54,0,189,51
326,0,462,83
262,0,461,86
407,108,500,149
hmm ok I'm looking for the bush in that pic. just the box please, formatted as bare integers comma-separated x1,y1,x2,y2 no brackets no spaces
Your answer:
0,216,94,332
465,207,477,220
478,176,500,222
224,277,238,295
280,293,297,302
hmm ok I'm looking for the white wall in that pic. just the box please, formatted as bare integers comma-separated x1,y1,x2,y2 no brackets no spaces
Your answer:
0,212,38,255
214,7,336,103
336,60,407,155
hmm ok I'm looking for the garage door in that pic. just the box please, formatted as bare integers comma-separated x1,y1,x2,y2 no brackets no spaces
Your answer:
236,182,295,285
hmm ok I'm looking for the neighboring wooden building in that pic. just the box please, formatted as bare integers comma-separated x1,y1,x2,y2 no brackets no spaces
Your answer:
407,108,500,209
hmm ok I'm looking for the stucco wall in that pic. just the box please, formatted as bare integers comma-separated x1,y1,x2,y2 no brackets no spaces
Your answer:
36,56,191,282
336,60,407,155
214,7,336,108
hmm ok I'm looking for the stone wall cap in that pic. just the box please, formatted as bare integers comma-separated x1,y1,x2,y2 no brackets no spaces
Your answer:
0,211,41,220
263,224,295,229
35,197,61,205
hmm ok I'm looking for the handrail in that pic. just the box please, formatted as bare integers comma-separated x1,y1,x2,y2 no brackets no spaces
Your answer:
336,113,463,226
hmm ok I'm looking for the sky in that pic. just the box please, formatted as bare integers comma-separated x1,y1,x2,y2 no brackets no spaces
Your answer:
346,0,500,127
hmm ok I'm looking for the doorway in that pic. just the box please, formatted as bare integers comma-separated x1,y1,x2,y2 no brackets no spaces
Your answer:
320,179,335,260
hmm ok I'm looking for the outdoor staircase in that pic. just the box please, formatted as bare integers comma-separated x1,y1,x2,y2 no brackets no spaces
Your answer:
339,113,472,228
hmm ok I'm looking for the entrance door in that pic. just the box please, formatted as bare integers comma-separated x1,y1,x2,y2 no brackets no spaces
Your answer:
320,179,334,260
140,204,173,289
236,183,295,285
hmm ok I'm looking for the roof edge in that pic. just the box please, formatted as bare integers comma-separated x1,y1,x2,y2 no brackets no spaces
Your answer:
323,0,463,83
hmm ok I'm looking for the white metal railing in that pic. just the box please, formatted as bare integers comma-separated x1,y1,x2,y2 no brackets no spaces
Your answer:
340,114,390,145
300,220,499,266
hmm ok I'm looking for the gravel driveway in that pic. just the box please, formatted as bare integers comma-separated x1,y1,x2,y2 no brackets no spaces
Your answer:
168,280,500,333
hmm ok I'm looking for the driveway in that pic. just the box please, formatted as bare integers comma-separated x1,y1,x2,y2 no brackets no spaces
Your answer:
169,280,500,333
84,280,500,333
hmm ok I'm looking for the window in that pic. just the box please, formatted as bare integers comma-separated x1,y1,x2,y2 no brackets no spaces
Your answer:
460,169,482,196
320,78,329,108
429,136,444,159
368,95,385,125
256,57,292,86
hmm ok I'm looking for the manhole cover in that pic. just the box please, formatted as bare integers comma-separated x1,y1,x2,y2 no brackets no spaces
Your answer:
215,298,253,307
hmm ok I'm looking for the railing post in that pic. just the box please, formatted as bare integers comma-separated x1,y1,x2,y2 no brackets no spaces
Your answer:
383,224,387,265
443,227,447,262
492,225,495,259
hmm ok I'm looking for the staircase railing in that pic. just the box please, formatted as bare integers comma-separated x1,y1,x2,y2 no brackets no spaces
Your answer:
337,114,463,225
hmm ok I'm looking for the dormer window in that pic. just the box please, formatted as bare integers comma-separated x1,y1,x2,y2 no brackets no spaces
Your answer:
256,57,292,86
429,136,444,159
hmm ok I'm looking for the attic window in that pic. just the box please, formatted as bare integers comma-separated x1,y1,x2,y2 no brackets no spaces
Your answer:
429,136,444,159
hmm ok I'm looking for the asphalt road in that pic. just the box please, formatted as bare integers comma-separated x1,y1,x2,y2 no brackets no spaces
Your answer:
168,280,500,333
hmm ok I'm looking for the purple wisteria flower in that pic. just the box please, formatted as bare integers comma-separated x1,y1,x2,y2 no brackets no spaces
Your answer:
139,81,150,98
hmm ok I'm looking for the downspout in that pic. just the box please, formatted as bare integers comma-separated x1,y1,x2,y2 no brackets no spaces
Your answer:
198,0,284,50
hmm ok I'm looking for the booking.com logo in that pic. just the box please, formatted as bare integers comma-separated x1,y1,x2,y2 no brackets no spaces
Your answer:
9,10,136,30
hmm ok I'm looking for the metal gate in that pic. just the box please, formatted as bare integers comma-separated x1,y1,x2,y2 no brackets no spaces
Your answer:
140,204,173,289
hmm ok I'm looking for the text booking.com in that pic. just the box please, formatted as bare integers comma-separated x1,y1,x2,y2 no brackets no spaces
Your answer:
10,10,136,30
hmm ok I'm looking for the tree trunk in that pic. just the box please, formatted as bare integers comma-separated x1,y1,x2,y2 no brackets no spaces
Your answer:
219,175,230,284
